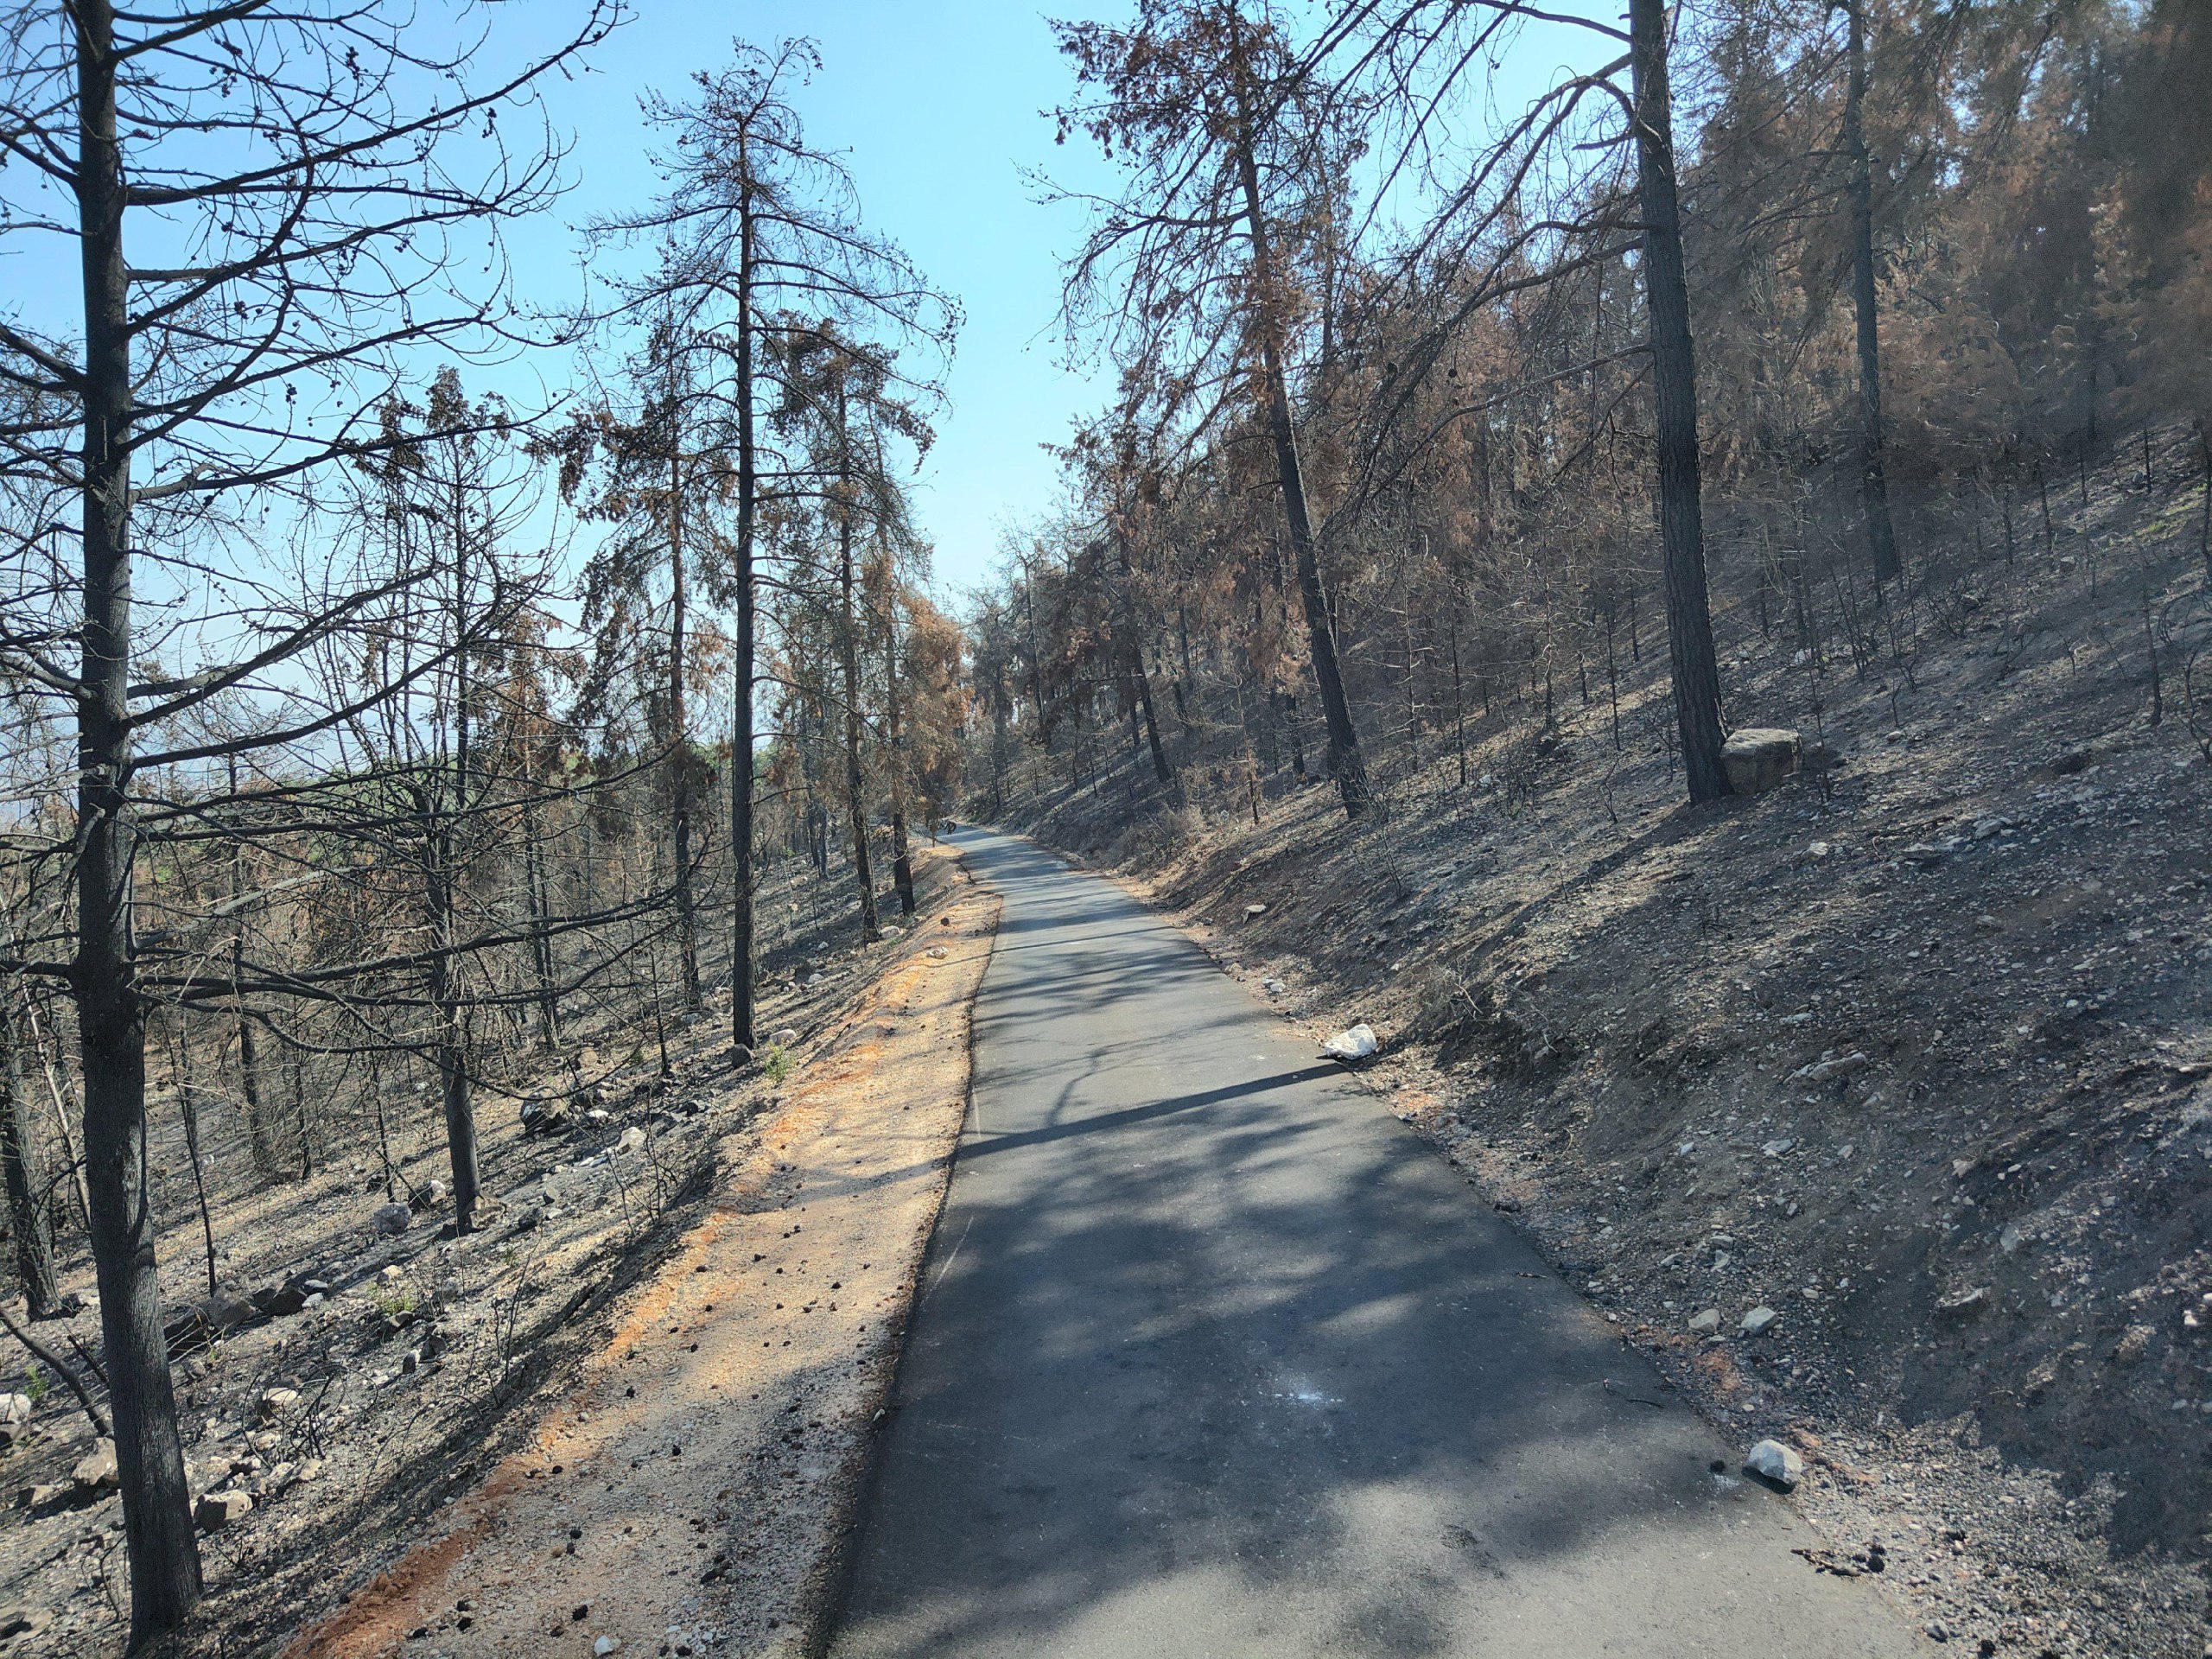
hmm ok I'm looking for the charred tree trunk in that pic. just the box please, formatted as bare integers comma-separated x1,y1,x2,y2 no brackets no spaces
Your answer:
72,3,203,1631
668,454,702,1010
836,384,880,943
1845,0,1902,586
1228,41,1370,818
731,168,760,1048
1629,0,1730,802
1113,529,1179,800
0,1007,60,1319
522,797,561,1050
880,575,917,916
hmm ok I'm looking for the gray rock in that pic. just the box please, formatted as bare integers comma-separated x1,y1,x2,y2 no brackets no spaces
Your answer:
1739,1306,1780,1338
1791,1051,1869,1084
191,1291,256,1332
772,1027,799,1047
195,1489,253,1531
370,1203,413,1236
1688,1308,1721,1335
1721,728,1802,794
71,1440,119,1492
1744,1438,1804,1490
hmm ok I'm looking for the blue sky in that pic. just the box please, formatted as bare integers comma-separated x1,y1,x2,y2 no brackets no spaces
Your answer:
511,0,1121,599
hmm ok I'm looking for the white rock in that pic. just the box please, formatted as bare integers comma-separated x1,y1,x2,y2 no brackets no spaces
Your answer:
1688,1308,1721,1335
772,1027,799,1047
1323,1023,1378,1063
1244,903,1268,918
1739,1306,1780,1338
594,1638,622,1656
617,1126,647,1154
1744,1439,1803,1490
880,926,903,942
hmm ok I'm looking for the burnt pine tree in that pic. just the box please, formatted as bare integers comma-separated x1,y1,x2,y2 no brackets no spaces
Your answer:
1053,0,1375,817
586,38,957,1045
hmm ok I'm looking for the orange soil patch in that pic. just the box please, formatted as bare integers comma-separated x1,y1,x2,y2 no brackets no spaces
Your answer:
289,867,1001,1659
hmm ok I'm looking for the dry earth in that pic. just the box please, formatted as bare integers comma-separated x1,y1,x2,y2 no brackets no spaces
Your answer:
288,866,998,1659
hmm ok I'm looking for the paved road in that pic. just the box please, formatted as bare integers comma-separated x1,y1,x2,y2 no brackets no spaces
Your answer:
830,830,1916,1658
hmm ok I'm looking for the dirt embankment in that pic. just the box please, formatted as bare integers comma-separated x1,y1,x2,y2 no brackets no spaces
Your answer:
285,868,999,1659
1014,471,2210,1656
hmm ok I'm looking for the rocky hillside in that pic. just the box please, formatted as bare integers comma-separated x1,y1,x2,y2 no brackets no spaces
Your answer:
1005,444,2212,1657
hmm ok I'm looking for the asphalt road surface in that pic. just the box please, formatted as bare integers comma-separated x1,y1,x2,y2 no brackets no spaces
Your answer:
829,829,1916,1658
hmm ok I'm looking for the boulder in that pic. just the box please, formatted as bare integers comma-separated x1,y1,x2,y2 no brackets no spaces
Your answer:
195,1489,253,1531
370,1203,413,1236
1688,1308,1721,1336
1744,1439,1804,1491
1721,728,1802,794
71,1440,119,1493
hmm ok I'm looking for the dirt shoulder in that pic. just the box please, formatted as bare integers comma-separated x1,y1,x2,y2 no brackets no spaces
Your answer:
276,863,997,1659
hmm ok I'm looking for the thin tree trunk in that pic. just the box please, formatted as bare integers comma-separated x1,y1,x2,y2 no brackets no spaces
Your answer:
431,486,479,1233
73,3,203,1630
1845,0,1902,586
169,1033,218,1300
0,1006,60,1319
880,569,917,916
1629,0,1730,802
732,167,759,1048
522,797,560,1050
1113,528,1179,798
1228,32,1370,818
836,382,880,942
225,753,276,1179
669,452,702,1010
